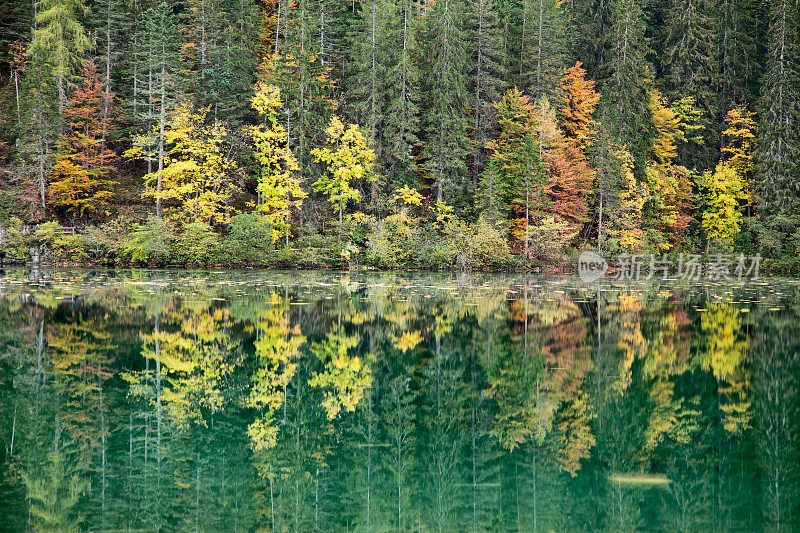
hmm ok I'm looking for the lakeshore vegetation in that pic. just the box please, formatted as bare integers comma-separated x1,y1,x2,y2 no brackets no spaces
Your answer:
0,0,798,271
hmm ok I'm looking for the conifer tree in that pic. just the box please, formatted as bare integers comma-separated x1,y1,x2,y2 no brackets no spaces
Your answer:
663,0,717,167
381,0,421,185
756,0,800,215
28,0,90,117
421,0,470,204
467,0,506,183
605,0,651,166
517,0,567,99
129,2,182,218
16,53,59,212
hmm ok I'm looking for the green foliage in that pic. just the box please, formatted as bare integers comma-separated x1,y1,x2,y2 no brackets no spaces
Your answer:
173,222,221,266
222,213,272,266
122,216,175,265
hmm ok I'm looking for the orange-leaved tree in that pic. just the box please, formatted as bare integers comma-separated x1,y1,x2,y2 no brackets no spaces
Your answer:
559,62,600,151
49,61,119,218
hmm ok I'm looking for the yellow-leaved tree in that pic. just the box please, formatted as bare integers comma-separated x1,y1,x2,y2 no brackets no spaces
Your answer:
131,102,239,225
697,163,749,246
251,83,306,246
312,116,376,244
610,148,648,251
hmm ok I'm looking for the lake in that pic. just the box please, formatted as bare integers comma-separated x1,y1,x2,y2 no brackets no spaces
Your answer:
0,269,798,531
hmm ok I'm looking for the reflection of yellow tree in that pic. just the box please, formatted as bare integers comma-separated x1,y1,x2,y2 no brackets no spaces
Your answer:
47,317,114,458
554,391,596,476
697,303,751,434
614,293,647,392
246,293,306,451
309,328,372,420
139,305,239,429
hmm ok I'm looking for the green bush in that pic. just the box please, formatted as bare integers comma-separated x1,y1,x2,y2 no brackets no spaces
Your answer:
221,213,272,266
441,216,510,271
122,216,176,266
52,235,88,263
0,217,29,263
174,223,221,266
367,212,419,268
527,216,577,263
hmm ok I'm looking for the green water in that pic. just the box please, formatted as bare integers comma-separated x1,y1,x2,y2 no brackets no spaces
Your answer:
0,269,798,532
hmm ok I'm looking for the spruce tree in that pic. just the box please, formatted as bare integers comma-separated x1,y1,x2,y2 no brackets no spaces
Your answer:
663,0,717,168
382,0,421,186
421,0,470,205
756,0,800,215
517,0,567,100
467,0,506,184
604,0,651,169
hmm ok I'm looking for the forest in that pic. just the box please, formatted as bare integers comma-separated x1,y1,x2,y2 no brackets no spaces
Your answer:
0,0,798,271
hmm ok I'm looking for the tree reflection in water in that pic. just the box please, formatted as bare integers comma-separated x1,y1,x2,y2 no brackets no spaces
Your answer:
0,270,797,531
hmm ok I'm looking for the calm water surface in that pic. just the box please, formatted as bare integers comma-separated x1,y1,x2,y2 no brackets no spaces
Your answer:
0,269,798,532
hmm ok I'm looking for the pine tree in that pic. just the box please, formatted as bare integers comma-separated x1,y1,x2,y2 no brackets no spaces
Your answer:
16,53,59,212
467,0,506,183
604,0,651,166
716,0,758,111
756,0,800,215
272,0,337,190
129,2,182,218
344,0,389,187
49,61,118,219
28,0,91,117
251,83,307,245
421,0,470,204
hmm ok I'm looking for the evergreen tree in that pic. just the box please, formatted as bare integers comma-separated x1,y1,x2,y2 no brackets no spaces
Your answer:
662,0,717,168
421,0,470,205
27,0,90,117
517,0,567,100
467,0,506,184
128,2,182,218
756,0,800,216
381,0,421,185
604,0,651,168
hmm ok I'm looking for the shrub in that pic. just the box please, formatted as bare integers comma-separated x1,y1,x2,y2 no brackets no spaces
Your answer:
367,212,419,268
221,213,272,266
174,223,221,266
0,217,29,263
51,234,88,263
527,216,578,263
122,216,176,266
442,216,510,271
